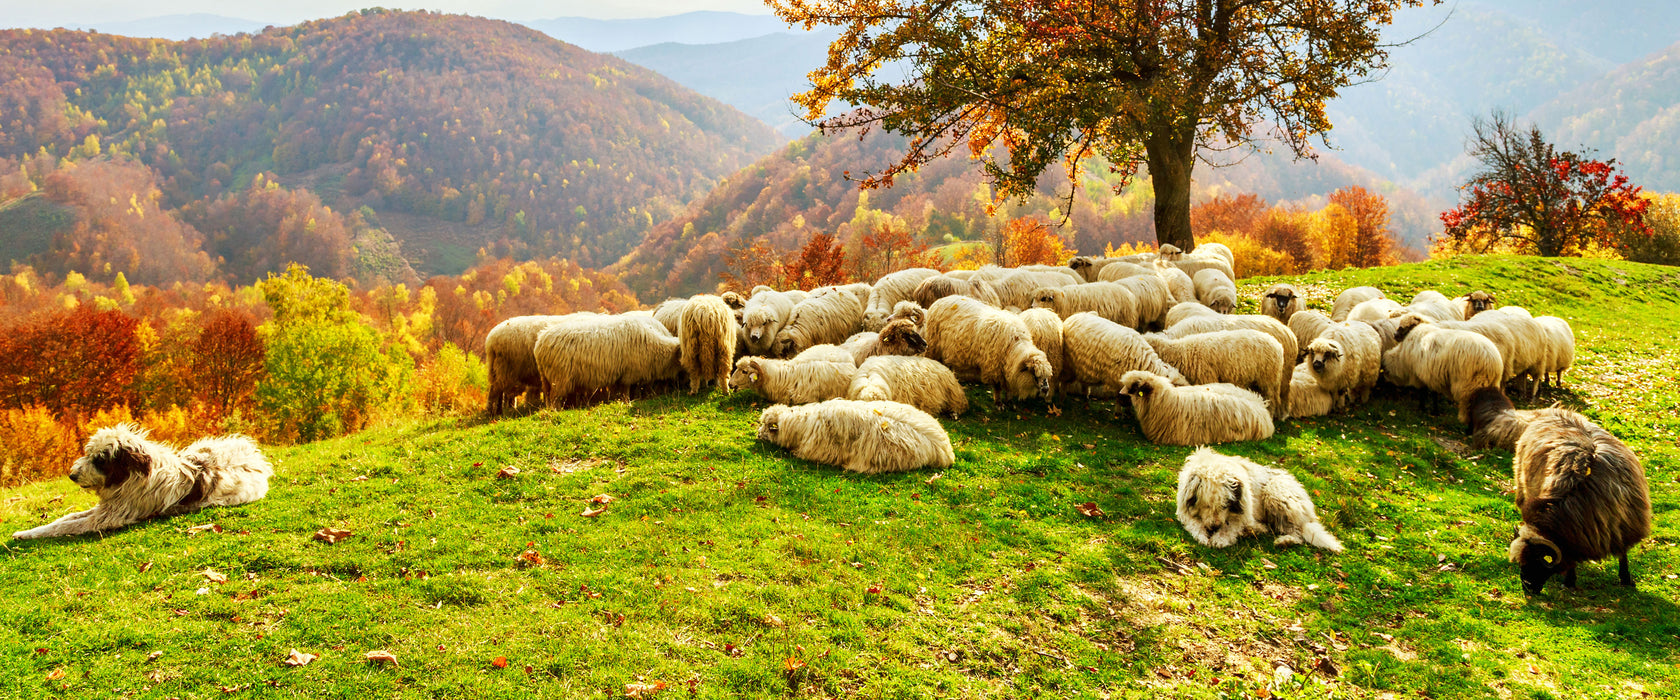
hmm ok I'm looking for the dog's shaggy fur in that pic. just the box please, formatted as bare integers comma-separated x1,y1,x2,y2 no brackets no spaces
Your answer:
1175,448,1343,552
13,425,272,539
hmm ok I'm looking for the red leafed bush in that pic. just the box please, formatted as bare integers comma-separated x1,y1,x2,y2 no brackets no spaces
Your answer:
192,309,266,421
0,306,141,420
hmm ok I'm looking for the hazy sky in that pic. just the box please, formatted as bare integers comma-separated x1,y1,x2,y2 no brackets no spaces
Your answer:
1,1,773,27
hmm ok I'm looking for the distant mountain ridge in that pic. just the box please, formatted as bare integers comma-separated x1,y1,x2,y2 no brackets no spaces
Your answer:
69,13,267,40
524,11,788,53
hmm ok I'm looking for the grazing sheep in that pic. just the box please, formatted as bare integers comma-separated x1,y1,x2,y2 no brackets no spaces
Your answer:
534,315,682,405
1331,286,1386,322
886,300,927,331
1175,448,1342,552
1155,261,1197,303
1097,260,1153,282
650,298,689,335
1070,256,1138,282
741,290,801,356
839,319,927,365
728,356,856,405
1193,242,1235,268
864,268,940,331
757,400,955,474
924,296,1055,404
1160,313,1297,413
1346,297,1404,322
1467,387,1544,450
1118,370,1274,445
1169,256,1236,285
1534,315,1575,389
1402,290,1462,323
1430,317,1521,384
1304,322,1383,408
774,289,866,357
1164,301,1220,328
847,356,969,417
1193,268,1238,314
1017,308,1065,392
1144,330,1287,420
1288,364,1335,418
1484,308,1550,396
679,295,738,395
1061,313,1187,412
1261,284,1301,324
1455,290,1496,319
1508,409,1651,594
1031,282,1139,328
485,313,598,414
913,274,1003,309
1287,310,1334,360
1381,315,1504,423
991,269,1082,309
1111,274,1174,329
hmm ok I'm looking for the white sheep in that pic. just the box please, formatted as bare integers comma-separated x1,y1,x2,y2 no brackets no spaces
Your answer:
741,289,801,356
1303,321,1382,409
484,313,596,414
1017,307,1065,392
863,268,940,331
1287,310,1333,360
534,315,682,405
1060,312,1187,412
678,294,737,395
650,298,688,335
1260,284,1301,324
774,288,866,357
1160,313,1297,412
1144,329,1287,420
1169,255,1236,285
1071,256,1138,282
1164,300,1220,328
1288,364,1335,418
792,344,857,364
728,355,856,404
1534,315,1575,389
1331,286,1385,322
1193,241,1235,268
1193,268,1238,314
1030,282,1139,328
1096,260,1153,282
990,269,1081,310
838,319,927,365
1346,297,1404,322
847,356,969,417
924,295,1055,404
1118,370,1274,445
913,274,1003,309
1111,274,1174,329
1401,290,1462,323
1381,315,1504,423
1154,261,1197,303
757,400,955,474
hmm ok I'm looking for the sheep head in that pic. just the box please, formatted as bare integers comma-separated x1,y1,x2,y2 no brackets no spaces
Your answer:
1030,288,1060,312
886,300,926,330
879,319,927,355
721,291,746,311
728,357,764,391
1159,243,1183,261
1003,342,1054,400
1118,370,1163,403
743,306,782,349
756,405,791,443
772,327,804,358
1467,290,1496,316
1389,313,1429,344
1264,284,1299,320
1509,522,1567,596
1306,338,1346,382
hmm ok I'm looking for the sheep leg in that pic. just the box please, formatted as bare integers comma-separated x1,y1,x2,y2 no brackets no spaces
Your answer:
1618,553,1635,588
1562,565,1578,589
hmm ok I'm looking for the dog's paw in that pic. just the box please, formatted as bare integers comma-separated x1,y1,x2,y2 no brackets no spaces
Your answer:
12,530,38,540
1274,534,1303,547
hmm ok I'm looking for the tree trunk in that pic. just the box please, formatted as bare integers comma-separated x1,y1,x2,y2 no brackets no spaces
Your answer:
1146,133,1197,254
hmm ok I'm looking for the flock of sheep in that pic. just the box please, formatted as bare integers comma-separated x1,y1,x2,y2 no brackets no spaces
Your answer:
483,242,1651,594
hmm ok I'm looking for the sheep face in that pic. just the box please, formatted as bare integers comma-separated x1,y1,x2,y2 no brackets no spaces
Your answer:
743,307,783,349
1306,338,1345,381
1030,289,1060,312
1264,285,1298,318
1208,296,1235,314
721,291,746,311
1177,472,1251,548
1118,370,1162,403
1003,346,1054,400
1389,313,1428,344
728,358,765,391
756,405,791,444
886,301,926,330
1467,291,1496,316
879,319,928,354
1509,524,1567,595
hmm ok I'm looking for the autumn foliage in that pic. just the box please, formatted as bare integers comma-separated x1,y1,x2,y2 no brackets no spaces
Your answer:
1190,189,1404,276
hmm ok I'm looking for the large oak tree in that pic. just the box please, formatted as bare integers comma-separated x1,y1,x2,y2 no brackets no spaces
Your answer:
771,0,1433,252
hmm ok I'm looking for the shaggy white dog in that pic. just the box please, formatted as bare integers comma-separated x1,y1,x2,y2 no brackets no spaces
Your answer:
1174,448,1343,552
12,424,273,539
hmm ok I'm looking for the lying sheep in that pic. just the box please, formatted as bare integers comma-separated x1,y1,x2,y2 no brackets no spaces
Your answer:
991,269,1082,309
847,356,969,417
1193,268,1238,314
1031,282,1139,328
839,319,927,365
1119,370,1274,445
650,298,688,335
1287,310,1333,360
741,289,801,356
1331,286,1385,322
757,399,955,474
1508,408,1651,594
1164,301,1220,328
728,356,856,405
1071,256,1139,282
1288,364,1335,418
534,315,682,405
1346,297,1404,323
1157,243,1184,261
679,295,737,395
1402,290,1462,323
1169,255,1236,285
1304,322,1382,408
792,344,856,364
1144,330,1286,420
1097,260,1153,282
1193,241,1235,268
1017,308,1065,392
1159,313,1297,412
485,313,597,415
1261,284,1301,324
820,282,875,310
913,274,1002,310
1381,314,1503,423
924,296,1054,404
774,288,866,357
886,300,927,331
1155,261,1197,303
1061,312,1187,412
864,268,940,331
1455,290,1496,319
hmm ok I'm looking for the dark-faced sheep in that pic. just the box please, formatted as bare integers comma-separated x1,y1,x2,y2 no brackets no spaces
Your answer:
1455,290,1496,319
1261,284,1301,324
839,319,927,365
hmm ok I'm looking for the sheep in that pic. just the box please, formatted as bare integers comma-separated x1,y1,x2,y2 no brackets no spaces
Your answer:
1467,387,1543,450
1287,310,1333,360
943,269,976,281
1288,364,1335,418
1430,317,1522,384
1070,256,1134,282
741,289,801,356
1380,314,1504,423
757,399,955,475
1358,314,1411,353
847,356,969,417
1482,308,1551,397
1157,243,1183,261
1402,290,1462,323
991,269,1082,309
1260,284,1301,324
924,296,1054,404
728,356,856,405
913,274,1003,310
1331,286,1385,322
1303,322,1383,409
1193,268,1238,314
679,295,738,395
721,291,747,311
784,290,810,304
1508,408,1651,595
885,299,927,331
1144,330,1287,420
839,319,927,365
650,298,688,335
1017,308,1065,392
1160,313,1298,412
1164,301,1220,328
1110,274,1174,329
1346,298,1404,323
863,268,940,331
1021,264,1087,284
1169,255,1235,284
774,289,866,357
1030,282,1139,328
1118,370,1274,445
1060,312,1187,412
534,315,682,405
1096,260,1153,282
485,313,597,414
792,344,857,364
822,282,875,310
1155,261,1197,303
1534,315,1575,389
1455,290,1496,319
1193,241,1235,268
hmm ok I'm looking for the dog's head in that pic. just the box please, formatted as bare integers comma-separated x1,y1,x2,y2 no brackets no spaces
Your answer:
71,424,154,491
1176,449,1255,546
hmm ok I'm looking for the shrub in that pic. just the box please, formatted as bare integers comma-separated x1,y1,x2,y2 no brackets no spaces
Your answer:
416,342,488,416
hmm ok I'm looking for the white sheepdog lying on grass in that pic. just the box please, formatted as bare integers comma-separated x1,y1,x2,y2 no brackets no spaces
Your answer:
1174,448,1342,552
13,424,272,539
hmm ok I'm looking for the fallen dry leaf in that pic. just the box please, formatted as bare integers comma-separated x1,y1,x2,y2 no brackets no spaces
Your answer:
491,656,509,669
365,650,398,665
591,494,615,505
581,506,608,517
924,472,943,485
497,466,521,478
350,475,369,482
138,561,153,573
624,680,666,697
313,528,353,544
1075,502,1105,518
866,585,883,594
146,651,164,663
283,649,317,667
517,550,546,567
1046,404,1063,417
186,523,221,534
46,668,64,680
202,569,228,583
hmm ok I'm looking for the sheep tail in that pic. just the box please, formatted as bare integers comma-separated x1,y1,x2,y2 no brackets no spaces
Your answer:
1299,522,1344,553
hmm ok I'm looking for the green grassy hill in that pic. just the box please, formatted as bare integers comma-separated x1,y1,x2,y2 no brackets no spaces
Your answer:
2,256,1675,698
